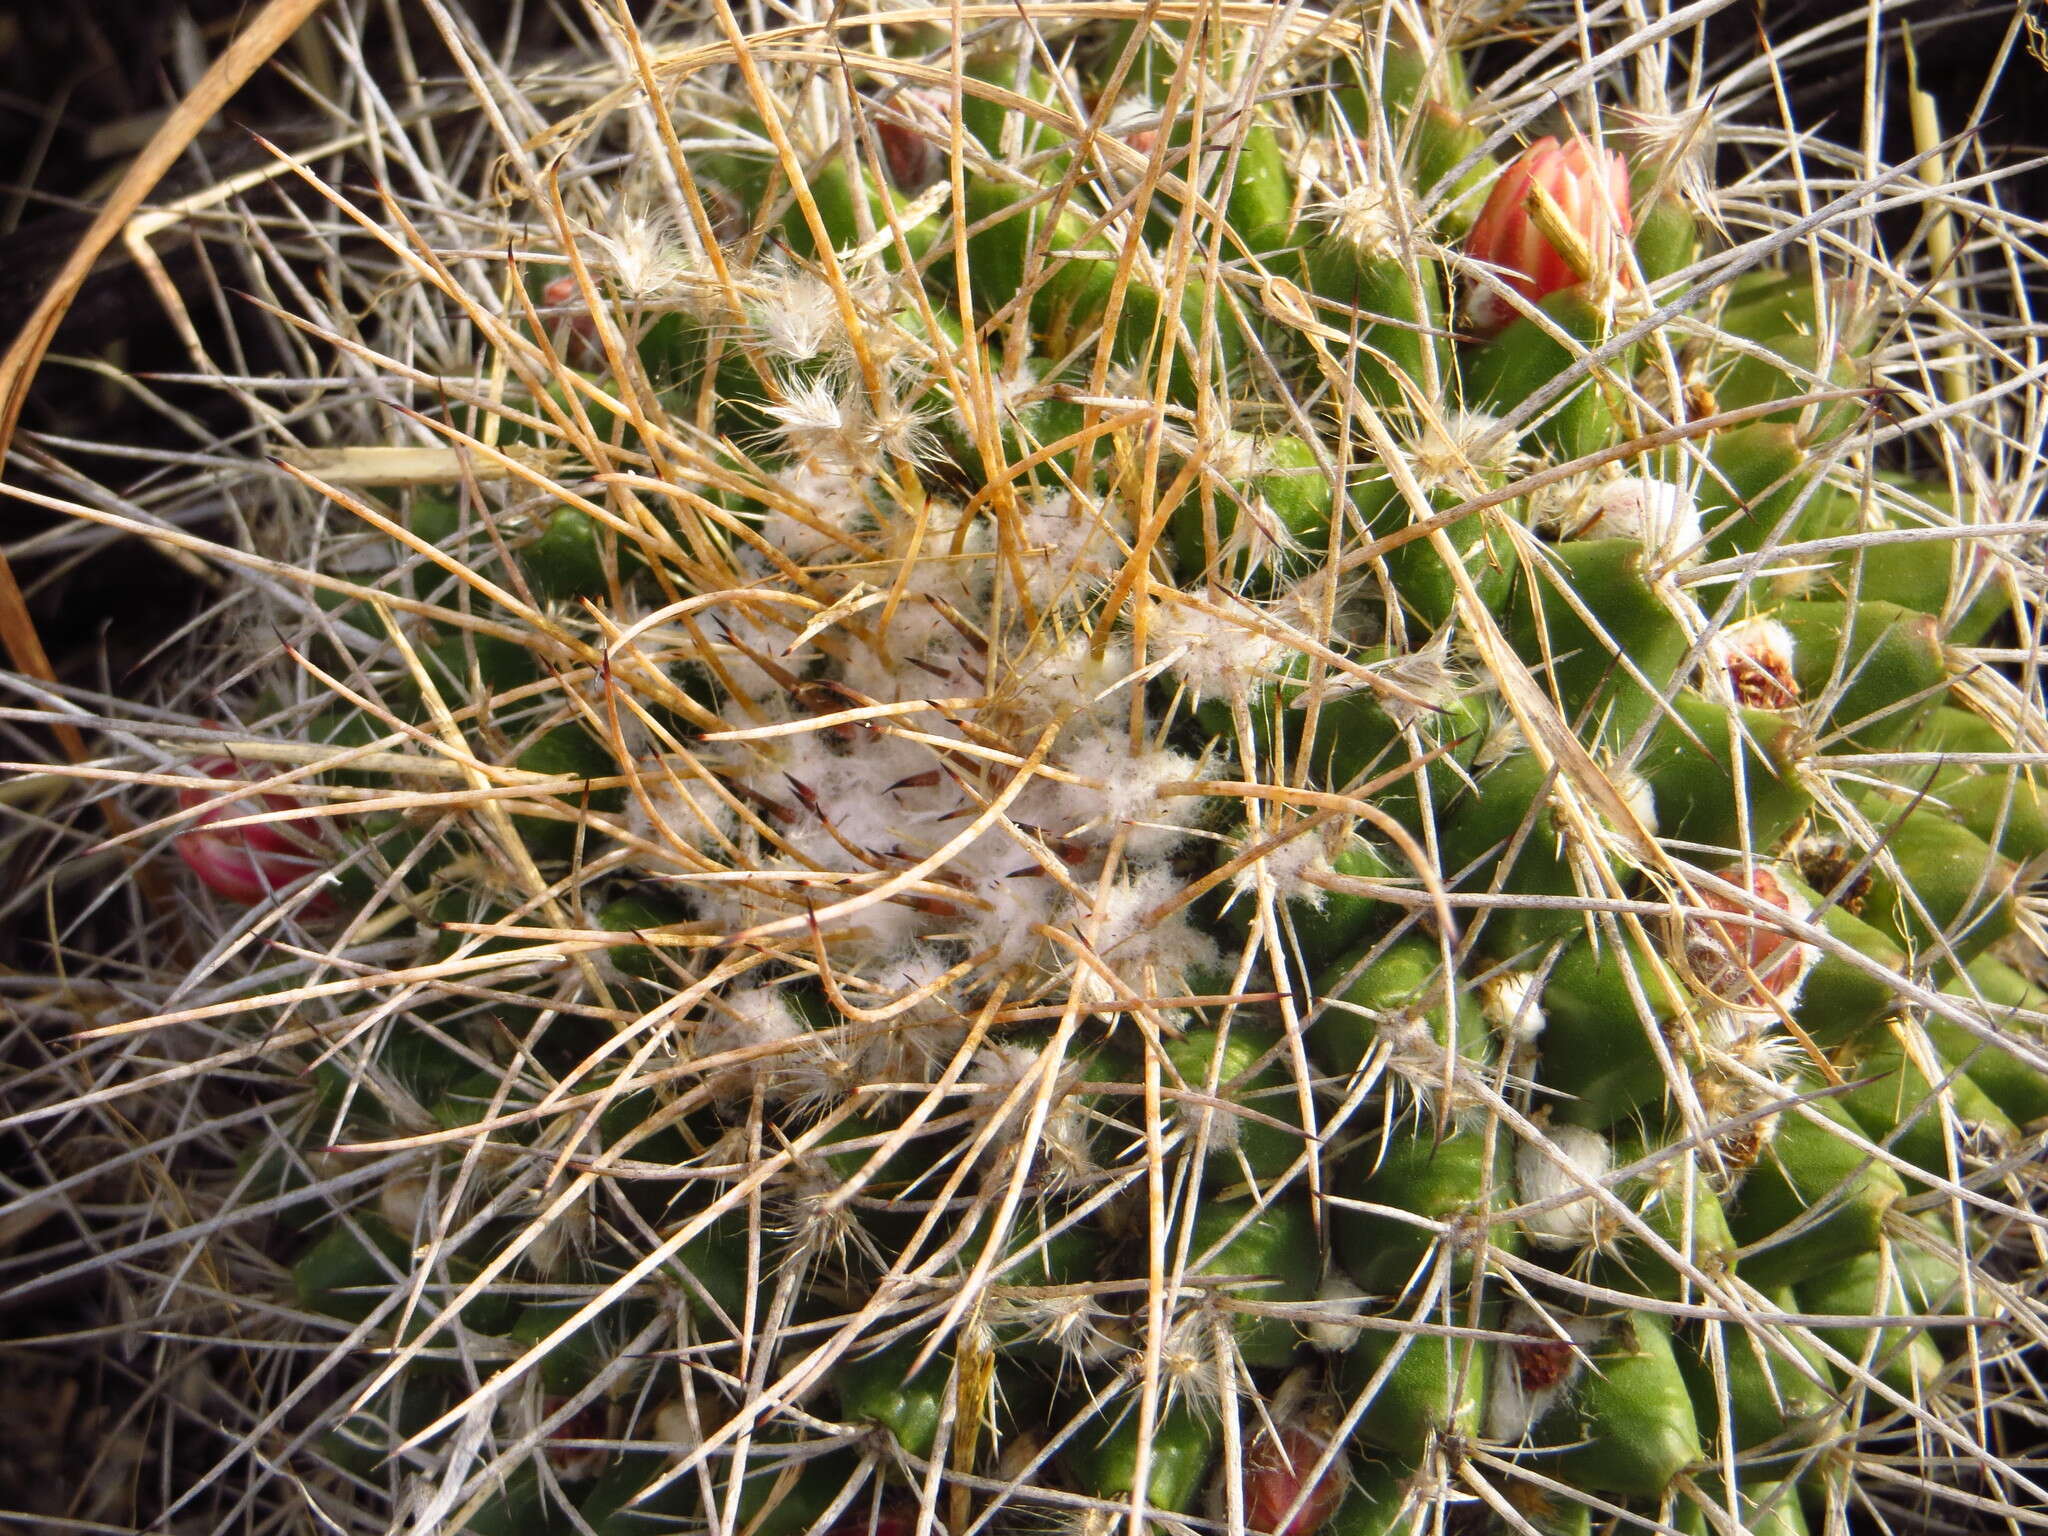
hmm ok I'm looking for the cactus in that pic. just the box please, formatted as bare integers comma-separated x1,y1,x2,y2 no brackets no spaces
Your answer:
4,5,2046,1536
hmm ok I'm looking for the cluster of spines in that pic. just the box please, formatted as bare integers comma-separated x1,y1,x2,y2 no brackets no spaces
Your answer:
91,9,2048,1536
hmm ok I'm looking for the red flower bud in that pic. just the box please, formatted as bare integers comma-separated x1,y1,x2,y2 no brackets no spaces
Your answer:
537,1395,610,1481
1241,1422,1347,1536
874,88,950,191
174,758,333,915
1464,136,1632,332
1677,865,1815,1012
825,1508,919,1536
540,273,602,363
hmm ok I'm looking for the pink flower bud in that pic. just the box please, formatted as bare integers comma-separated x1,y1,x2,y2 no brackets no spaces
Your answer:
174,758,333,916
1464,136,1632,332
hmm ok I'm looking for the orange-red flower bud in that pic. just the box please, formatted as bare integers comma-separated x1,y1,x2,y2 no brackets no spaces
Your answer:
1464,136,1632,331
875,88,951,190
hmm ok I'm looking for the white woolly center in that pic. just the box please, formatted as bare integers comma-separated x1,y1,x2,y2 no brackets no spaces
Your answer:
1487,1305,1598,1441
588,211,697,299
1305,1273,1372,1352
1068,868,1220,1011
1409,410,1512,494
627,758,739,855
1232,821,1334,909
1480,970,1547,1045
1317,178,1410,264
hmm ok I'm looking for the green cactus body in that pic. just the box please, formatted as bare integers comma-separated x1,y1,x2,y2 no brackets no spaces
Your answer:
1931,956,2048,1125
1728,1090,1907,1290
1302,238,1450,413
1536,1311,1703,1497
1795,1247,1954,1397
1594,1138,1739,1299
1697,423,1815,563
1461,291,1619,463
1681,1292,1841,1463
1829,1024,2017,1185
1063,1393,1218,1512
1853,793,2019,962
1335,1125,1516,1293
835,1338,953,1457
1635,691,1811,853
1191,1195,1321,1366
1338,1316,1489,1460
1790,894,1913,1044
1536,931,1689,1129
1280,836,1399,969
1508,538,1693,748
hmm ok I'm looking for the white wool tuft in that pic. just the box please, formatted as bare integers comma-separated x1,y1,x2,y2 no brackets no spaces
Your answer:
698,986,803,1056
1305,1272,1372,1352
762,372,852,451
1573,475,1702,562
672,865,784,938
848,951,969,1082
967,1039,1044,1100
1608,765,1660,835
1409,410,1514,494
1472,705,1527,769
586,211,697,299
762,466,866,563
1369,629,1469,729
1055,731,1202,861
991,1290,1123,1366
1069,869,1220,1010
967,876,1062,974
1230,821,1332,909
1487,1305,1597,1441
1015,493,1128,611
965,1040,1093,1181
1515,1123,1615,1250
1314,174,1410,264
626,758,739,856
750,267,842,362
1008,633,1135,728
1151,600,1285,706
878,508,993,626
693,986,808,1100
1480,970,1547,1045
